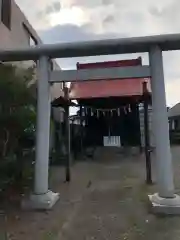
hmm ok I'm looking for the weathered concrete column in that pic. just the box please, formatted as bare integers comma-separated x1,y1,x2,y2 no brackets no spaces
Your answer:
30,56,59,209
149,45,180,214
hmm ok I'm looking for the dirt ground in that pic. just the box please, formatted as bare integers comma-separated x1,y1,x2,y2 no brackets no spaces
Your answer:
1,146,180,240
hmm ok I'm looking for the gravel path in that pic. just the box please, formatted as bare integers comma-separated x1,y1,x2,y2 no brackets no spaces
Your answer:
1,146,180,240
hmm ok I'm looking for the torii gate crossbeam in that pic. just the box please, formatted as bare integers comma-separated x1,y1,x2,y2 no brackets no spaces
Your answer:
1,34,180,214
0,33,180,61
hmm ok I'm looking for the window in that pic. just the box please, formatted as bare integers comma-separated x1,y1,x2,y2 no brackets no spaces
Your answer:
1,0,11,29
30,37,36,46
22,23,38,46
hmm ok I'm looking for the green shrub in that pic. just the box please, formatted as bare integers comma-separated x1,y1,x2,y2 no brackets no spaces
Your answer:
0,63,36,194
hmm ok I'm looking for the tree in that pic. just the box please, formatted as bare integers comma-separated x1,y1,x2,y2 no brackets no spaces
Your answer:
0,63,36,193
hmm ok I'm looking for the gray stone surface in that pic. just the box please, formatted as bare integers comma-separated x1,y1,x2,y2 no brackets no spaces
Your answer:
22,191,60,210
149,193,180,215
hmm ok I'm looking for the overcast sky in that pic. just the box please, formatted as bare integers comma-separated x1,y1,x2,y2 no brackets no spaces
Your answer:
16,0,180,107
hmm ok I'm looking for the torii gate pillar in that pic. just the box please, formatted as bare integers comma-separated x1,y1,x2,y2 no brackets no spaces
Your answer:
28,56,59,209
149,45,180,214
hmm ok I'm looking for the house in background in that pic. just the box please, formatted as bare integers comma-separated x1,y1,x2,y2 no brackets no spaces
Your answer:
168,103,180,143
0,0,64,124
168,103,180,130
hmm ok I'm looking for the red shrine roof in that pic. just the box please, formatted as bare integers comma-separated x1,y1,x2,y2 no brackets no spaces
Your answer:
69,58,151,100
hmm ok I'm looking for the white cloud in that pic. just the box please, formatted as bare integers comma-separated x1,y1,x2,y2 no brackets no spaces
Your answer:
50,6,89,27
15,0,180,106
15,0,62,30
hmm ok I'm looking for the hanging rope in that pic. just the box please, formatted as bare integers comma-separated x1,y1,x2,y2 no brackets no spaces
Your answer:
79,103,136,120
82,105,128,112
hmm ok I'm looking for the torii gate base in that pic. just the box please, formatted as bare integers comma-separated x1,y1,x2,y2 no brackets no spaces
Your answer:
27,191,59,210
149,194,180,214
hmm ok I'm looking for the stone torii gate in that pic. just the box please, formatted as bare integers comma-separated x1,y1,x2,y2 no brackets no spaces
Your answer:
0,34,180,213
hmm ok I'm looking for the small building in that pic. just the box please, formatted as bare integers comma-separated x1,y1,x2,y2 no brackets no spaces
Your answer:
168,103,180,143
70,58,152,149
168,103,180,130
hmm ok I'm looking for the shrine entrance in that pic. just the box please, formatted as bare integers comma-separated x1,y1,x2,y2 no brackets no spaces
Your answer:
80,100,142,148
69,58,151,150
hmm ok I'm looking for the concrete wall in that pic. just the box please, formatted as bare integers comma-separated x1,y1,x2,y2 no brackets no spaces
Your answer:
0,1,33,48
0,0,41,68
0,0,63,123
